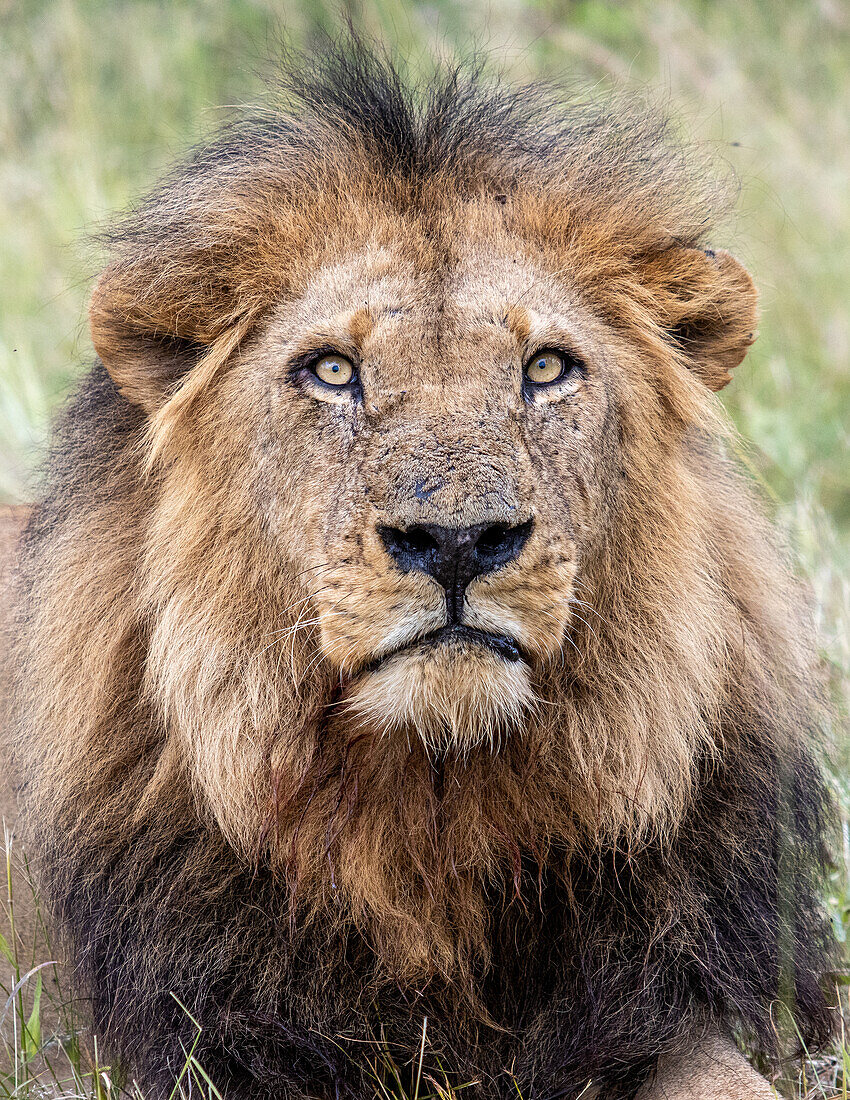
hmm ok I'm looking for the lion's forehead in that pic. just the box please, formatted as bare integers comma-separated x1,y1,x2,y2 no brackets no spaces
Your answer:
258,236,609,394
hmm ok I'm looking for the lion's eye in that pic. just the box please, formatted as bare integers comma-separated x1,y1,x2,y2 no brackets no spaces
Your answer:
312,355,355,387
523,350,575,387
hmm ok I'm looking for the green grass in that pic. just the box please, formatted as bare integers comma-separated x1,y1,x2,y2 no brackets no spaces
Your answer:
1,0,848,1096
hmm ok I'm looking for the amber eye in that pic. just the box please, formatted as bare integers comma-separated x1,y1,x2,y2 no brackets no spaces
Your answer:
523,350,576,387
312,354,355,387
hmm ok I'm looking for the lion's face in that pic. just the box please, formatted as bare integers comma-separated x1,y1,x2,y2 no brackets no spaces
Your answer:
219,225,616,752
85,78,759,879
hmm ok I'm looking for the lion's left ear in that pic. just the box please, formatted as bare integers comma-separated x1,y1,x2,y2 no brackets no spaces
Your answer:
641,247,758,391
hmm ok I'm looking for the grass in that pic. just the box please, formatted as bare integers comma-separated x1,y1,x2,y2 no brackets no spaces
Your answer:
0,0,848,1096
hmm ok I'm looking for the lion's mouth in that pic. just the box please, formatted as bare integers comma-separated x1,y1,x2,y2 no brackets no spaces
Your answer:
365,624,524,673
421,625,523,662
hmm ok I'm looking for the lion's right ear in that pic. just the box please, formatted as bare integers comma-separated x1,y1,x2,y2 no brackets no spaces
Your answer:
641,247,758,392
89,270,215,414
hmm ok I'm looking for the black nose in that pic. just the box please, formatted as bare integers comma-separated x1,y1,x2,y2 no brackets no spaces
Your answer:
378,520,533,622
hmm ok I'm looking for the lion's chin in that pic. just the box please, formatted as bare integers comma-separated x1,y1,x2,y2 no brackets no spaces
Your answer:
344,635,536,755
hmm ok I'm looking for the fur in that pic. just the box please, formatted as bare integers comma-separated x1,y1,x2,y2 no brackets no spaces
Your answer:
7,39,836,1099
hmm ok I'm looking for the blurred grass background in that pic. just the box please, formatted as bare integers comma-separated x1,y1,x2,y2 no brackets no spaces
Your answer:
0,0,848,1093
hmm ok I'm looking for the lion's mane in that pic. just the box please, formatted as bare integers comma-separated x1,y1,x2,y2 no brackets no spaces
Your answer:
8,41,836,1100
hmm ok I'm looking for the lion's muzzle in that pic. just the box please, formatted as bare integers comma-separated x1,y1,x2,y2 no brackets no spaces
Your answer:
340,519,539,752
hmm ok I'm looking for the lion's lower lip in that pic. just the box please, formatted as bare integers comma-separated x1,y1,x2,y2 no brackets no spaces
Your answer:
422,625,523,662
366,624,524,672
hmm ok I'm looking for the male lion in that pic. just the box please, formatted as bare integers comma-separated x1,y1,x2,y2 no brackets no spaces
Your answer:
1,42,836,1100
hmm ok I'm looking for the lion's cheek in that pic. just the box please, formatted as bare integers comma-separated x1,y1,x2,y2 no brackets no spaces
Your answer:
465,563,577,663
343,645,536,753
315,572,444,672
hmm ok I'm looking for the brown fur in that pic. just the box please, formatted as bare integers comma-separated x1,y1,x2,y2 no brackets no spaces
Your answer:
5,44,834,1098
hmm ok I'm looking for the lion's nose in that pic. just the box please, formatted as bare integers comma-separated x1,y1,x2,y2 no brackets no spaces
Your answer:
378,520,533,622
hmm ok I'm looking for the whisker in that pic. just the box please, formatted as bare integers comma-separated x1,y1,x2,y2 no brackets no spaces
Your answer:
258,617,328,658
290,561,340,581
568,596,613,630
262,583,342,637
567,610,599,644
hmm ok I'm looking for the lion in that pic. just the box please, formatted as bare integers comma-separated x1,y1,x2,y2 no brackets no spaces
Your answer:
0,40,836,1100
